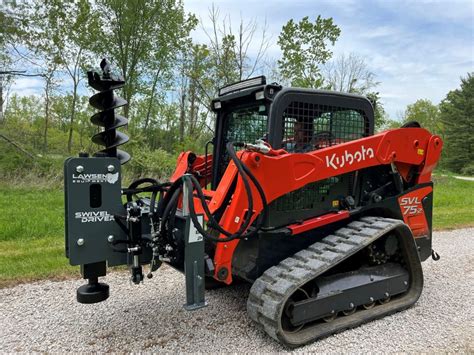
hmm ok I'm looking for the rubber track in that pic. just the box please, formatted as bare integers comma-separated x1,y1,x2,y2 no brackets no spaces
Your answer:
247,216,423,347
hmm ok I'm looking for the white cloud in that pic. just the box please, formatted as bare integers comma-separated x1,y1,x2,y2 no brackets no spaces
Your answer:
9,76,44,97
358,25,400,39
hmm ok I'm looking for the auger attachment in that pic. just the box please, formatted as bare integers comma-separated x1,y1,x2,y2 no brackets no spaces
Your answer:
88,59,130,164
66,60,131,304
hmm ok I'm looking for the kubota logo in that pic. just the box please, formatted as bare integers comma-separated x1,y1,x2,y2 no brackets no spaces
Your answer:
325,145,375,170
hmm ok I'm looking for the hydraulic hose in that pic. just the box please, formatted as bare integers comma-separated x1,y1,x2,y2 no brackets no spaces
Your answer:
155,178,183,219
238,157,268,238
134,142,268,244
184,142,269,242
159,187,181,235
186,141,255,240
185,177,239,243
125,178,160,202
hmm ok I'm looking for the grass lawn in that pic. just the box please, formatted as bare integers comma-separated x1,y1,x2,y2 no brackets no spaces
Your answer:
0,186,76,287
432,176,474,229
0,176,473,287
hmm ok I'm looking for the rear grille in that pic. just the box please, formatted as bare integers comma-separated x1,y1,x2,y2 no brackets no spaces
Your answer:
273,178,339,211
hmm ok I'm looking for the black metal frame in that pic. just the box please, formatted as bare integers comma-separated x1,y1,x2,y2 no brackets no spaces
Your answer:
210,83,375,188
267,88,374,148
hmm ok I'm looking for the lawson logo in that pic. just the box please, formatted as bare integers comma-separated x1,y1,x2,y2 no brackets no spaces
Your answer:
72,172,119,184
325,145,375,170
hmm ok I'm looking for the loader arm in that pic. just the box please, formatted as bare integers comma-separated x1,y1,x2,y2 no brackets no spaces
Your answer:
205,127,442,284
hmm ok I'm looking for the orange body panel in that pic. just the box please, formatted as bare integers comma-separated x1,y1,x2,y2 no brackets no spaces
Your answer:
398,186,433,238
170,127,443,284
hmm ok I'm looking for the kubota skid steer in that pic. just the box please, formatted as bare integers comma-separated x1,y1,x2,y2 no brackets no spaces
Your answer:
64,60,443,347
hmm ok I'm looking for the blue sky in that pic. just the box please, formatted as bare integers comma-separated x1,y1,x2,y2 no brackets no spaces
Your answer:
10,0,474,119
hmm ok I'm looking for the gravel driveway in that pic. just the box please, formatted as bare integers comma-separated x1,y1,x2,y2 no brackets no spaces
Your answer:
1,228,473,353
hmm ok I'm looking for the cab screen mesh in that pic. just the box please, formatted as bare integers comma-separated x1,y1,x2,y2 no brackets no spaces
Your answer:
282,102,368,153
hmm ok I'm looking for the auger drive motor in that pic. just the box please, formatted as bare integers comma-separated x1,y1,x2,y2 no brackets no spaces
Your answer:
64,60,443,347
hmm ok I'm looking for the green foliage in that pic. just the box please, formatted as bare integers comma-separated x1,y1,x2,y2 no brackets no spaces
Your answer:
125,145,177,181
96,0,197,118
366,92,390,132
378,118,402,132
21,0,102,153
2,94,96,153
277,15,341,88
439,73,474,173
173,134,213,155
0,6,17,115
176,42,215,143
27,0,98,66
0,140,35,172
460,163,474,176
215,34,240,85
403,99,442,135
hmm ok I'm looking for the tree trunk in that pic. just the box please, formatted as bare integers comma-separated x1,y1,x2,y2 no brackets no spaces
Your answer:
0,80,3,124
144,70,161,130
67,81,78,153
189,81,196,137
179,90,186,143
0,133,36,160
123,88,130,120
43,74,53,153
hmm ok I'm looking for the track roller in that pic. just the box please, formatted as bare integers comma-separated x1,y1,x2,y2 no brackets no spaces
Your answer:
247,217,423,347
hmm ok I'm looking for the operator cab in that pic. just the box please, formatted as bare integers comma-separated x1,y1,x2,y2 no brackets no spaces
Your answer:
210,76,375,189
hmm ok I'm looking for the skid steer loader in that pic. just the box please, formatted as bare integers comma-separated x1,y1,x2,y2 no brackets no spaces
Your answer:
64,60,443,347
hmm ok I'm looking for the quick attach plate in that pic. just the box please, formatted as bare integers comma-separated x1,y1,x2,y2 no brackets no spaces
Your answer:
64,157,127,266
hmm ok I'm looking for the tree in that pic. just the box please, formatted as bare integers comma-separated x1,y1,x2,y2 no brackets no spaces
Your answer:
186,44,214,138
0,5,21,124
366,92,390,132
95,0,197,120
381,119,403,131
176,6,271,144
324,53,378,93
439,73,474,174
403,99,442,136
321,52,387,131
277,15,340,88
42,63,58,152
202,5,271,93
176,42,214,143
25,0,100,153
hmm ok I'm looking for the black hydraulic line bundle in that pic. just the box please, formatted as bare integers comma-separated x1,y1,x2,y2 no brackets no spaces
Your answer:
125,142,269,244
160,142,268,243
